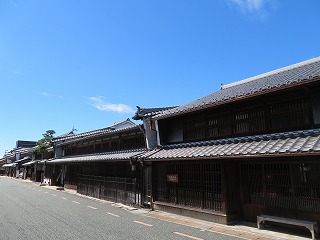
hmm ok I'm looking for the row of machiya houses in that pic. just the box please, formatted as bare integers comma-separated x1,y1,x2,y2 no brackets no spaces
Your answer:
1,57,320,227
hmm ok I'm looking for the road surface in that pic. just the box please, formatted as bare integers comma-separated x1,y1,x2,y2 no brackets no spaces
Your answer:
0,177,242,240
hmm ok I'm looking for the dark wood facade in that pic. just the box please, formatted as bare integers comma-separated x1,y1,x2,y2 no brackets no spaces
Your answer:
50,120,147,206
63,132,145,157
240,157,320,222
159,84,320,145
151,156,320,224
150,77,320,224
152,161,228,223
63,162,139,189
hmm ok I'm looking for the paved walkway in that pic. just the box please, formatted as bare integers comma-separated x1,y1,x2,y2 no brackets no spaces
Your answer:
13,177,316,240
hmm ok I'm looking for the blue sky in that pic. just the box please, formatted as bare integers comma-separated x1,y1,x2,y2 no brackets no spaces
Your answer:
0,0,319,155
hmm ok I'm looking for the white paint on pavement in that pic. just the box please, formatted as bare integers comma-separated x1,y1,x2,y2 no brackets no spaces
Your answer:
87,206,98,210
174,232,204,240
133,221,153,227
106,212,120,217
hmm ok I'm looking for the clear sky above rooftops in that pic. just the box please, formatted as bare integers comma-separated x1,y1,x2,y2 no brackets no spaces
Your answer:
0,0,319,155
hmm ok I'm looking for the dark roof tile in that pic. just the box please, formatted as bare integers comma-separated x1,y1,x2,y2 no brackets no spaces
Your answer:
155,57,320,119
132,106,178,120
47,149,146,164
53,119,140,143
138,129,320,160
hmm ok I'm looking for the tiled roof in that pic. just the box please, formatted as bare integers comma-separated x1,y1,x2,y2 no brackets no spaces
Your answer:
2,163,17,168
15,156,32,163
47,149,146,164
55,131,75,139
138,129,320,161
155,57,320,119
4,147,35,159
53,119,140,143
132,106,178,120
22,160,39,166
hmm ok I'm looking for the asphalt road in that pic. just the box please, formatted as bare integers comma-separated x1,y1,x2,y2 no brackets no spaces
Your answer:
0,177,241,240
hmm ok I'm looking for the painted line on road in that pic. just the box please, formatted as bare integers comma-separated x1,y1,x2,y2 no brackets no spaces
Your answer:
38,189,42,192
72,201,81,204
52,194,57,197
106,212,120,217
44,192,48,194
87,206,98,210
61,197,68,200
173,232,204,240
133,221,153,227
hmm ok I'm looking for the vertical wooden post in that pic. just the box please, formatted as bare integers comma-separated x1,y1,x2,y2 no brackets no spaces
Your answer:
289,163,297,213
262,163,267,206
150,165,154,210
221,162,228,215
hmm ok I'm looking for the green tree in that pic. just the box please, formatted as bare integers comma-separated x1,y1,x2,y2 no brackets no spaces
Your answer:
34,130,55,159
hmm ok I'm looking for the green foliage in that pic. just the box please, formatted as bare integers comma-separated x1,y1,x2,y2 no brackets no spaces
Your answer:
34,130,55,157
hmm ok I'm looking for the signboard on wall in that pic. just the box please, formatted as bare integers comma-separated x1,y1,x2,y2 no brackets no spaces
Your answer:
167,174,179,183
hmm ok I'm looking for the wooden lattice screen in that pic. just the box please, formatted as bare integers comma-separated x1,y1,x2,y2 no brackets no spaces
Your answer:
64,135,145,157
241,161,320,213
77,174,139,206
183,96,311,142
155,162,222,212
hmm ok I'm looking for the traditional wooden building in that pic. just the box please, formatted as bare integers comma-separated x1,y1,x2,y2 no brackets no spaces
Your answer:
2,141,37,178
47,119,147,206
0,158,5,175
23,147,55,183
135,57,320,225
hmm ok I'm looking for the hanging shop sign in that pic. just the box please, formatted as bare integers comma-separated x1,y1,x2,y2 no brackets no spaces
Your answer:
167,174,179,183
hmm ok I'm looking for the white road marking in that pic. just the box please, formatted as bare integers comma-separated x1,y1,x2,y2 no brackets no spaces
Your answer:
174,232,204,240
72,201,81,204
61,197,68,200
52,194,57,197
106,212,120,217
44,192,48,194
87,206,98,210
133,221,153,227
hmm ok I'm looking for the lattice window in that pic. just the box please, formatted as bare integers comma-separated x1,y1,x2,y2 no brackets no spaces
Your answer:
268,97,310,130
241,163,263,204
264,163,293,209
207,112,232,138
182,96,312,142
120,136,145,150
241,161,320,213
102,142,110,152
184,119,206,141
155,162,222,212
95,143,102,153
292,163,320,212
110,141,120,151
234,105,265,134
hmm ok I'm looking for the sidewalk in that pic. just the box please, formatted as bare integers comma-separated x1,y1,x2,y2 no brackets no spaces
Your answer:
142,211,313,240
17,177,314,240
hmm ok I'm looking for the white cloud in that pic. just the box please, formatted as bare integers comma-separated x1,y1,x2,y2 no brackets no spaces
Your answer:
226,0,272,13
89,97,134,113
41,92,64,99
227,0,263,12
225,0,277,21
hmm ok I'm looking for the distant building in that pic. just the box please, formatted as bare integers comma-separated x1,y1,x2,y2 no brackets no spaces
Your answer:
2,140,37,178
47,119,148,206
